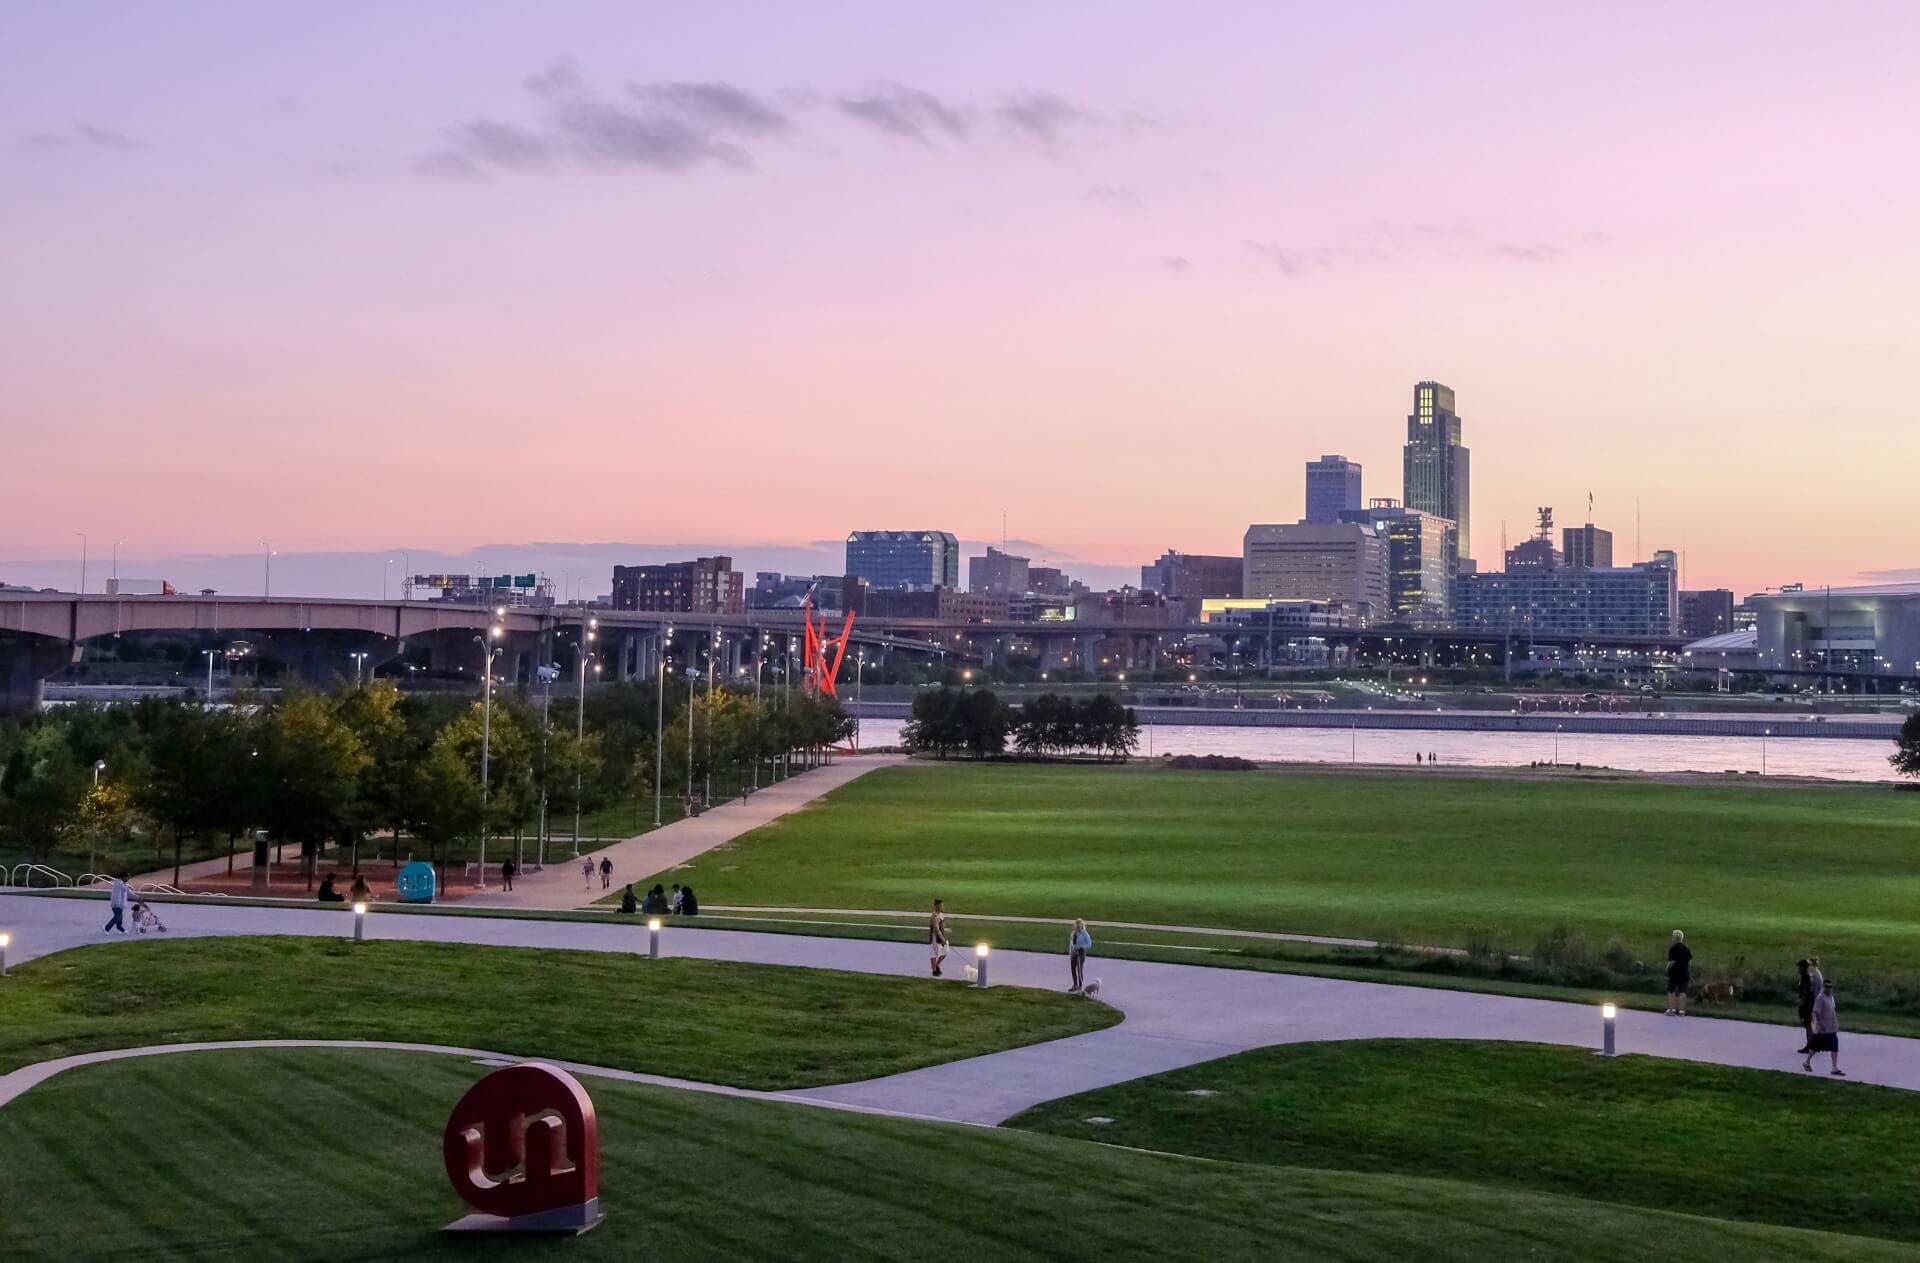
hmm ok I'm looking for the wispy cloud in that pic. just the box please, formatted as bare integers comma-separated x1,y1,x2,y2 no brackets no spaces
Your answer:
20,123,140,152
836,83,970,144
1083,184,1142,210
1246,223,1591,278
1161,255,1192,274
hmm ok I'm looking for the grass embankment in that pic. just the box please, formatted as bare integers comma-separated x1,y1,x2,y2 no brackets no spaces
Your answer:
0,936,1115,1088
3,1047,1911,1262
1010,1040,1920,1245
664,763,1920,1017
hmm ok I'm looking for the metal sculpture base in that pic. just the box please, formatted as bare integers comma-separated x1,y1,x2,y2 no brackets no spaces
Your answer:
445,1197,603,1235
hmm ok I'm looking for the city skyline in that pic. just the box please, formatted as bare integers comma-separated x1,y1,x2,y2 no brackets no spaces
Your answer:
6,4,1920,597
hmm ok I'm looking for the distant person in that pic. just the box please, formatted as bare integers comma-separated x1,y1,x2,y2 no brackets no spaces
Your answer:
583,858,595,890
618,884,638,915
1068,918,1093,993
1796,959,1819,1054
669,883,684,914
1415,751,1423,765
929,899,950,977
679,884,699,916
1804,979,1843,1076
317,873,345,903
349,873,372,904
500,857,517,892
599,857,614,889
1666,930,1693,1016
104,874,131,934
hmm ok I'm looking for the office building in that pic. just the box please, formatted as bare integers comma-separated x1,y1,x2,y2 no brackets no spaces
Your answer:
1243,522,1389,625
1140,550,1244,600
1749,585,1920,676
845,530,959,590
862,588,1010,622
1452,563,1679,637
1305,455,1363,524
969,547,1030,595
1678,589,1736,639
1505,507,1563,572
1338,499,1458,626
1564,523,1614,570
1402,381,1472,566
612,557,744,615
750,573,844,610
1028,566,1071,596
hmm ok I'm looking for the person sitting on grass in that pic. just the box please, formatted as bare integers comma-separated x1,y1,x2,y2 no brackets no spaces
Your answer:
642,885,668,915
1804,979,1844,1076
669,883,684,914
349,873,372,905
679,884,699,916
617,884,638,915
317,873,345,903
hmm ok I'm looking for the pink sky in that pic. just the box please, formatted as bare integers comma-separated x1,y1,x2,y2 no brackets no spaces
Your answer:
4,2,1919,597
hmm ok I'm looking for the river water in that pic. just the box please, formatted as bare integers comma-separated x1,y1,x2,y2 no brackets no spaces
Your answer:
852,719,1899,782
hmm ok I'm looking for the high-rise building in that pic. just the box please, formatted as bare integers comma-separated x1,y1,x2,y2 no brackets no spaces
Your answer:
1402,381,1471,566
845,530,959,591
1679,589,1736,639
1563,524,1614,570
1338,499,1458,626
969,547,1030,595
1505,507,1563,572
1452,563,1679,637
1243,522,1389,625
612,556,744,614
1028,566,1071,596
1140,550,1244,600
1305,455,1363,524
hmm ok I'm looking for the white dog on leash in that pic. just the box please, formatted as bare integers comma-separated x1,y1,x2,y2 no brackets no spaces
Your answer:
1081,977,1101,1000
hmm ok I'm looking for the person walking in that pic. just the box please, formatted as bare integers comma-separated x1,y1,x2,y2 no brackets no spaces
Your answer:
929,899,950,977
1804,979,1843,1076
103,874,131,934
599,857,614,889
1068,918,1093,993
1796,959,1818,1054
500,857,517,892
582,857,595,890
1665,930,1692,1016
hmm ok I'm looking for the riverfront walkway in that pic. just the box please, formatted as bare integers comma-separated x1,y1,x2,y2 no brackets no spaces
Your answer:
4,892,1912,1125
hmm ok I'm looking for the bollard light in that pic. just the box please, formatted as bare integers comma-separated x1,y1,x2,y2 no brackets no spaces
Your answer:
648,918,662,960
352,902,368,942
975,942,990,989
1600,1002,1617,1056
0,931,9,976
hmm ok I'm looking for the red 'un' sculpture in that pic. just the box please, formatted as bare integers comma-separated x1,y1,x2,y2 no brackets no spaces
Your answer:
442,1061,603,1235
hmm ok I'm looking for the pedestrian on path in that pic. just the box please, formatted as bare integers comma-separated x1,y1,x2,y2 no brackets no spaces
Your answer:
1665,930,1692,1016
582,858,595,890
500,857,516,892
929,899,950,977
103,874,131,934
599,857,614,889
1796,959,1819,1054
1068,918,1093,993
1804,980,1844,1076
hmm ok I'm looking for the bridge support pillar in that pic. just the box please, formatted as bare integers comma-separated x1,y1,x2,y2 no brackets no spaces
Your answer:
0,636,77,715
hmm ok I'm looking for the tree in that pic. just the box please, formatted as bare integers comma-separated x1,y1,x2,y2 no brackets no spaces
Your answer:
1894,713,1920,779
66,778,135,876
335,681,411,870
435,703,535,865
0,725,89,864
134,700,232,885
259,690,371,888
904,687,1008,759
407,736,483,875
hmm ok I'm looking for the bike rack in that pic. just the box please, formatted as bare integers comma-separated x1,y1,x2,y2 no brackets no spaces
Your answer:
5,863,75,889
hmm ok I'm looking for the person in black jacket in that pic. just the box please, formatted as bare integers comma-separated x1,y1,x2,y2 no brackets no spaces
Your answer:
679,884,699,916
1666,930,1693,1016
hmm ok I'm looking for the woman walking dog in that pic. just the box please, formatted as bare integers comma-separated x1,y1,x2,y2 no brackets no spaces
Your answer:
1068,919,1093,993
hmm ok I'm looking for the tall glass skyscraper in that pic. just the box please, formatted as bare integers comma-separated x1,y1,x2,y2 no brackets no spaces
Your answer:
1402,381,1472,566
1304,455,1362,523
844,530,960,590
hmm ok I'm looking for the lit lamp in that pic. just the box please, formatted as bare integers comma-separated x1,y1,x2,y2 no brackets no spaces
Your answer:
648,918,662,960
1600,1002,1617,1056
974,943,991,989
0,931,9,976
352,902,368,942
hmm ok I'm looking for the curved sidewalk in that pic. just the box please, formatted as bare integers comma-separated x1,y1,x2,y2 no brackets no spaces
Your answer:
3,891,1913,1125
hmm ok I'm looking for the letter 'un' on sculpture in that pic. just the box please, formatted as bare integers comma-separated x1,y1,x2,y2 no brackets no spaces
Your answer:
442,1061,604,1235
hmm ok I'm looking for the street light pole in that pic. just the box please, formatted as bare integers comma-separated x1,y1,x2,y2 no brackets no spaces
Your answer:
262,542,273,598
474,625,502,890
574,615,594,854
112,540,122,594
754,633,765,790
653,627,669,827
75,533,87,596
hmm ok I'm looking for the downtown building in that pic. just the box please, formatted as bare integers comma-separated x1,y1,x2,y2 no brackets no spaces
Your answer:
1452,561,1679,638
1679,588,1737,639
612,556,745,615
1242,521,1389,626
969,546,1030,595
1337,499,1458,626
1748,585,1920,677
1304,455,1363,523
1140,549,1244,600
845,530,959,591
1403,381,1472,568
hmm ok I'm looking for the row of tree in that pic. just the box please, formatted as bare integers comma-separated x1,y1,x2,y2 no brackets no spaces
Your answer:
904,688,1139,761
0,679,853,884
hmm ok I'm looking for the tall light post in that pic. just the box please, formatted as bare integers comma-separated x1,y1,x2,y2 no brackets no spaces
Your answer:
74,532,87,595
93,758,106,788
686,664,697,813
653,626,670,827
203,649,217,699
1762,727,1770,776
753,631,767,790
574,616,595,853
854,648,866,752
349,651,369,686
474,624,503,889
262,541,274,598
112,540,122,594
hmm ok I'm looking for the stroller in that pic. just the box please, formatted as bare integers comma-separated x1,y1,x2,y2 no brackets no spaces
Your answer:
132,900,170,934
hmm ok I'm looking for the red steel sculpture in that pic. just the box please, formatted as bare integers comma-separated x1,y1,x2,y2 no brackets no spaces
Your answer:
799,589,855,696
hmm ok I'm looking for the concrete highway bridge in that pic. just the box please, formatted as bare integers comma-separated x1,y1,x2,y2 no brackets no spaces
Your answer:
0,591,1713,712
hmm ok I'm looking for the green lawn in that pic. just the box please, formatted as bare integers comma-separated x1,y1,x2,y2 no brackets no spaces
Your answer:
0,936,1114,1088
1009,1039,1920,1244
3,1048,1912,1262
664,763,1920,987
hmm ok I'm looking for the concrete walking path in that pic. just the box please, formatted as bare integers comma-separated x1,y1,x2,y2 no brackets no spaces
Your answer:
460,754,907,911
3,891,1912,1125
